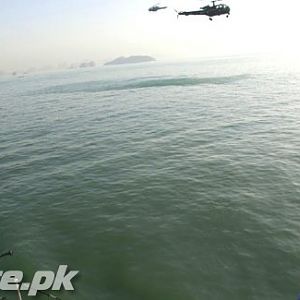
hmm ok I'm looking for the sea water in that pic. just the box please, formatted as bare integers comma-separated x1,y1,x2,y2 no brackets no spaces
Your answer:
1,57,300,300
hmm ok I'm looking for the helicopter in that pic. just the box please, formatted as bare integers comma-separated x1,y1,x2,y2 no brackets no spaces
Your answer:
177,0,230,21
148,3,168,12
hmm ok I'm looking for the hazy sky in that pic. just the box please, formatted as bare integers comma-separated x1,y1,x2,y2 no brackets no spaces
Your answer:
1,0,299,71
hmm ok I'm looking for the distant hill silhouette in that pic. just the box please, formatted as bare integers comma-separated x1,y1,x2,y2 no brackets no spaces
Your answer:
104,56,155,66
79,61,96,68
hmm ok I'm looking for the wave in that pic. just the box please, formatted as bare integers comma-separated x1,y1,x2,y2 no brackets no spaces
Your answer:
40,74,250,95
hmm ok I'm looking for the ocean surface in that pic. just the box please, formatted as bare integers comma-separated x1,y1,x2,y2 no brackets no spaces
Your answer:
1,57,300,300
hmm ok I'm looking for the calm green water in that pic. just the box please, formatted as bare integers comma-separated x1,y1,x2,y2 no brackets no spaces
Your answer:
1,57,300,300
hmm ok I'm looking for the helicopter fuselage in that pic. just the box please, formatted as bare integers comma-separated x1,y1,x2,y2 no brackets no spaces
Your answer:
149,6,167,12
178,4,230,18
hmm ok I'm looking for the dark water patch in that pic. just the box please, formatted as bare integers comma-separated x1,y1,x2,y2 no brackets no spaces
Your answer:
37,74,251,95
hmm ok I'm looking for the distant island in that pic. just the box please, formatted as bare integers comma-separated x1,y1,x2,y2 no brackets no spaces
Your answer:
79,61,96,68
104,56,156,66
